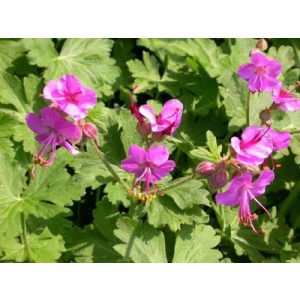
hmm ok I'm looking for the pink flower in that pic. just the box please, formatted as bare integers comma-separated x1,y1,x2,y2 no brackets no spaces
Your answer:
238,53,281,92
231,126,291,166
43,74,97,120
216,170,275,233
267,127,291,151
139,99,183,136
26,107,81,166
272,82,300,112
231,126,273,166
121,144,175,193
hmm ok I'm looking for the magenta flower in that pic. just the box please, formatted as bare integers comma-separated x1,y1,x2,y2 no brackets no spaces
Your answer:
43,74,97,120
231,126,273,166
216,170,275,233
272,83,300,112
139,99,183,135
26,107,81,166
121,144,175,193
267,127,291,151
231,126,291,166
238,53,281,92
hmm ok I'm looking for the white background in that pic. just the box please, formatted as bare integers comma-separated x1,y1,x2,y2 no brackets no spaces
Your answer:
0,0,299,299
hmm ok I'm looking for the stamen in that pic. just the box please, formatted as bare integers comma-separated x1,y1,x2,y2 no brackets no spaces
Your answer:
247,190,271,219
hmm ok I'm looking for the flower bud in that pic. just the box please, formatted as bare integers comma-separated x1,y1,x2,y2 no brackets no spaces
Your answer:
197,161,227,191
152,132,165,142
208,166,227,191
259,108,272,125
256,38,268,52
83,123,98,140
137,122,151,139
130,102,144,124
196,161,217,177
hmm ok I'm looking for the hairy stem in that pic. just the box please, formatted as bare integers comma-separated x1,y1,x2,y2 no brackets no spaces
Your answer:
21,212,32,263
156,174,196,193
91,140,130,192
246,91,252,126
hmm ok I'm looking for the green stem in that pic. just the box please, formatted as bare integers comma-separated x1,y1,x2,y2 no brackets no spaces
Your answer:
291,129,300,135
156,174,195,193
91,140,130,192
21,212,32,263
246,91,252,126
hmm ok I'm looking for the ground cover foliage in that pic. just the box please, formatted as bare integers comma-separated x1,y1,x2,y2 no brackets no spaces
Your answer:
0,38,300,263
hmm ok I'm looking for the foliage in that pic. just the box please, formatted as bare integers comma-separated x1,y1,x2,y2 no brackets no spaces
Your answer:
0,38,299,263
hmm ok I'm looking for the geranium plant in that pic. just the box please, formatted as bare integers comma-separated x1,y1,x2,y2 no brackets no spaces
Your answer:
0,38,300,263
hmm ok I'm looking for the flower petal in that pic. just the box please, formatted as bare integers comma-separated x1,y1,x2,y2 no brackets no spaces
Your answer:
39,107,63,129
152,160,175,180
216,173,252,206
77,87,97,109
267,128,291,151
139,105,157,125
26,113,48,134
251,170,275,197
147,145,170,166
62,74,82,94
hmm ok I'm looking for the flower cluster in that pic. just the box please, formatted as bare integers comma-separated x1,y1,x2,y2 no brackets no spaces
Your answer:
238,48,300,112
26,74,98,168
121,96,183,201
198,41,297,234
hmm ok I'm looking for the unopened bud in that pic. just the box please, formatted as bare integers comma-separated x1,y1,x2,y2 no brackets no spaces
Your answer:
208,167,227,191
83,123,98,139
196,161,217,177
137,122,151,139
152,132,164,142
130,102,144,124
197,161,227,191
256,38,268,52
259,109,271,125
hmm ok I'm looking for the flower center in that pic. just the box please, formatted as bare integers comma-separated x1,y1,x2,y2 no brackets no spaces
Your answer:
65,91,82,103
255,65,267,75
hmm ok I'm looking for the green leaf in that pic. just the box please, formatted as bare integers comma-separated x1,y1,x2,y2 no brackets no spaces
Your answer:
104,182,131,208
175,39,230,78
70,227,122,263
0,150,84,238
173,224,222,262
206,130,222,161
69,200,122,263
164,179,210,209
0,113,18,137
0,39,24,71
114,217,168,262
218,72,273,131
228,38,256,72
146,196,209,232
24,38,120,97
70,142,127,190
13,123,36,153
268,45,295,73
23,151,85,207
127,51,161,93
119,108,143,154
0,227,65,262
93,200,119,242
23,38,58,67
0,72,28,116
